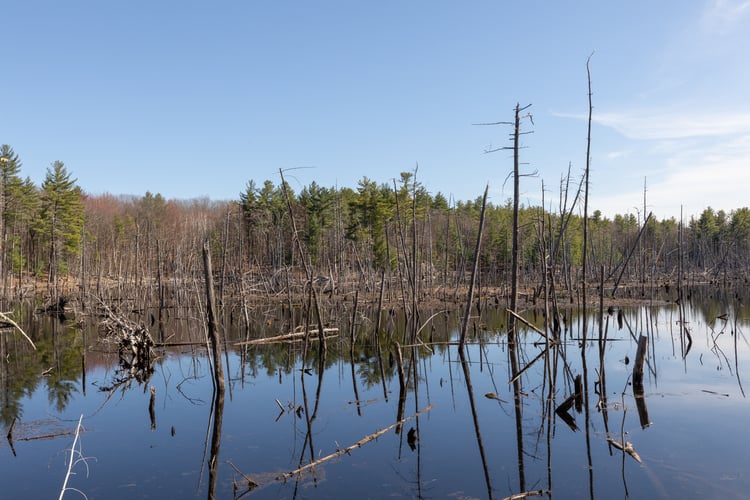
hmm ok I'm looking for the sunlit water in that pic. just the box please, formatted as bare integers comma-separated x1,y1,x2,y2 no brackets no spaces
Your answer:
1,298,749,499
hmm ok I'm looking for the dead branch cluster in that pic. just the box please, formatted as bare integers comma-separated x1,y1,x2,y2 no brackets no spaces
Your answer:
98,302,155,384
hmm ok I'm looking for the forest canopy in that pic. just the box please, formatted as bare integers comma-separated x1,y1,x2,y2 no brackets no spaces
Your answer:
1,144,748,299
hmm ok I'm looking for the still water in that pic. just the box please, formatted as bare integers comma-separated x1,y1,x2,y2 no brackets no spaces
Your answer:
1,296,748,499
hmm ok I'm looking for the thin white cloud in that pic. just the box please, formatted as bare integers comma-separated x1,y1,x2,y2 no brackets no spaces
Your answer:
591,111,750,141
702,0,750,34
606,151,629,160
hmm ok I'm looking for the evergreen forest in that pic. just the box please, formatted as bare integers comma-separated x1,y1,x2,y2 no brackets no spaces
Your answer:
1,143,748,307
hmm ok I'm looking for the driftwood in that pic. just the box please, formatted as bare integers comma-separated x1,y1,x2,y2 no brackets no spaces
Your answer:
503,490,550,500
607,437,642,463
484,392,508,403
235,328,339,346
274,404,433,481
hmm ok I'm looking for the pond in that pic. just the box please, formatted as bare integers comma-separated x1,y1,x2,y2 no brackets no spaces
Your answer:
1,292,748,499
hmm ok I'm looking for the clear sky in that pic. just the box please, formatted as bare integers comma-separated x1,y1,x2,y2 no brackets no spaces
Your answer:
2,1,749,220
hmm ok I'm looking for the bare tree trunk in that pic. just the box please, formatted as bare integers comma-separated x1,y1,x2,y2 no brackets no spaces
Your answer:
202,240,225,395
581,54,594,348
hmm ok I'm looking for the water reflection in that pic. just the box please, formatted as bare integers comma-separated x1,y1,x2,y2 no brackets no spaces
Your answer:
458,347,493,498
1,293,750,498
207,377,225,500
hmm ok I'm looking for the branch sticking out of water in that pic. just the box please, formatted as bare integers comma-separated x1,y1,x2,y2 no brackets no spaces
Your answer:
505,308,558,344
0,311,36,350
58,415,87,500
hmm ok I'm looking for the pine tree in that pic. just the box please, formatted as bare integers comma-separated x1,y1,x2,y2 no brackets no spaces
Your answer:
0,145,25,293
38,161,85,300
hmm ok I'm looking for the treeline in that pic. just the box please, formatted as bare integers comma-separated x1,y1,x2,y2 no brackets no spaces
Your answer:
2,144,750,304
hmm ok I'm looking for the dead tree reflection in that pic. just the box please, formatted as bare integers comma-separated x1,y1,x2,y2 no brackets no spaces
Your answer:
510,326,526,493
458,347,494,499
581,332,595,500
292,339,326,497
206,377,225,500
632,334,651,429
732,310,746,397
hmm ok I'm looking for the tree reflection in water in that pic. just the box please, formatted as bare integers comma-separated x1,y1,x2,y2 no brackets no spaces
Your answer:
2,297,750,499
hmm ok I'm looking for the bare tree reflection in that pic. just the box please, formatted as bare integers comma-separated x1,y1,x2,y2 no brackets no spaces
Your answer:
581,318,594,500
292,343,326,498
206,378,225,500
458,346,494,499
507,313,526,494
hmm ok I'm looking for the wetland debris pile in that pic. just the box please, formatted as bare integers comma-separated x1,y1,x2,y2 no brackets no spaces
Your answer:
98,303,155,383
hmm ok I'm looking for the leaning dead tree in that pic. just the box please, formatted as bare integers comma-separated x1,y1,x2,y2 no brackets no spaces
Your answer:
459,184,489,348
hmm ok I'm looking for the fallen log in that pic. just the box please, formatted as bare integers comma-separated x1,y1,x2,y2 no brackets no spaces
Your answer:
275,404,433,481
235,328,339,346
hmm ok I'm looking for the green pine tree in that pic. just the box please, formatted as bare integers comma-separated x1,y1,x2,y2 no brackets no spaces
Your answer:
0,145,24,291
38,161,85,300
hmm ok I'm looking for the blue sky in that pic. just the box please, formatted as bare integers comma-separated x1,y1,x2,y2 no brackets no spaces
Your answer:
2,1,749,220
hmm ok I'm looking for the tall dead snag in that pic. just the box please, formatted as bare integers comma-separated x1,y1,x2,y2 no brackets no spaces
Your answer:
203,239,226,500
581,54,594,347
459,184,489,348
203,240,225,394
475,102,534,351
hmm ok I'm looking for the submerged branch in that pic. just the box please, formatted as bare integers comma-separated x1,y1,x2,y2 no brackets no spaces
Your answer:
274,404,434,482
607,437,642,463
503,490,550,500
